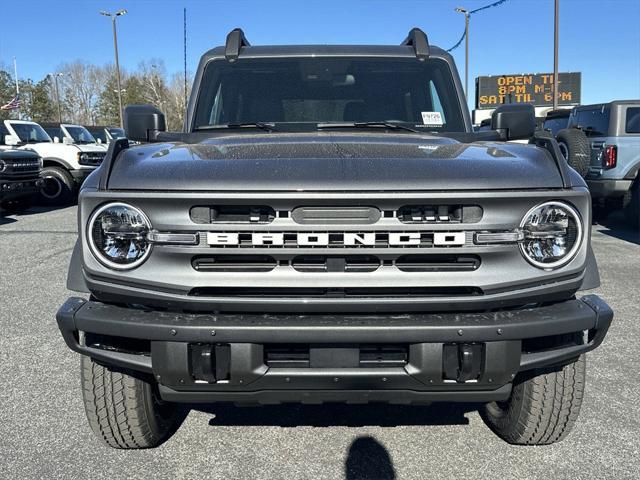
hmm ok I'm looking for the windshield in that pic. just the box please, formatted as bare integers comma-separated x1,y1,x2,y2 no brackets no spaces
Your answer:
107,127,125,139
194,57,465,132
88,128,107,143
65,126,96,144
10,123,52,143
44,126,64,141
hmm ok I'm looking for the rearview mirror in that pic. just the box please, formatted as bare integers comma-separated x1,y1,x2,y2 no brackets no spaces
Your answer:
124,104,166,142
491,104,536,141
4,134,20,146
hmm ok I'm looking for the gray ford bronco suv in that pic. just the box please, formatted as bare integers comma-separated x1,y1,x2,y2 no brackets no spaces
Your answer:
57,29,613,449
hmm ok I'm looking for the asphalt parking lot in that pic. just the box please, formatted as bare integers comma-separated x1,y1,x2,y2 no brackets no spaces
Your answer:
1,206,638,480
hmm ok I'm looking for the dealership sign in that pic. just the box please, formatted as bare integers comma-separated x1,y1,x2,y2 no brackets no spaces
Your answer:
475,72,581,109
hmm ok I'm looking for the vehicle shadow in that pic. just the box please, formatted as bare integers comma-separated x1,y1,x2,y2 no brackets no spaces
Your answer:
594,210,640,245
0,203,75,224
345,436,396,480
0,213,17,225
199,402,477,428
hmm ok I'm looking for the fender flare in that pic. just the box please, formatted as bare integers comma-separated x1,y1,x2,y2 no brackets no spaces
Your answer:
67,239,90,293
579,244,601,291
42,156,74,171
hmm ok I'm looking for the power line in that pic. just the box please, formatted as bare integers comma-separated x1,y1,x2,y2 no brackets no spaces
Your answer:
447,0,509,52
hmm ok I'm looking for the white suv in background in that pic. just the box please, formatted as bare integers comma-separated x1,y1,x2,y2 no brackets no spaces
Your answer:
41,123,109,148
1,120,107,204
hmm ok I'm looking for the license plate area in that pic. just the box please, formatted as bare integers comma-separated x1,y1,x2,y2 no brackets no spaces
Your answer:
264,344,409,368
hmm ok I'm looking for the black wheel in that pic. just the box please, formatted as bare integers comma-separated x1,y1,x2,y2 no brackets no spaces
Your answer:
1,196,33,214
624,179,639,227
480,355,585,445
80,356,186,449
39,166,74,205
556,128,591,178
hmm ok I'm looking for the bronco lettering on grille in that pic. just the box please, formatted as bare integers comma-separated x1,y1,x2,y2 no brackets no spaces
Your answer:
206,232,466,247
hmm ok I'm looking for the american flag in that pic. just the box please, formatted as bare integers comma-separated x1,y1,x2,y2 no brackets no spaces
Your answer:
1,94,21,110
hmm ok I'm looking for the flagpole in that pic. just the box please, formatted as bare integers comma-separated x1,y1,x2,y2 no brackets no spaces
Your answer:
13,57,19,95
13,57,20,119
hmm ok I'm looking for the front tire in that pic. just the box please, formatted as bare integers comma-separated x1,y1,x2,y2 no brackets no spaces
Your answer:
480,355,586,445
80,356,186,449
39,166,74,205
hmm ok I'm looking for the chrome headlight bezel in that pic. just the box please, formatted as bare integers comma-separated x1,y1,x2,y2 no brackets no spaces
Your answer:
87,202,153,270
519,200,583,270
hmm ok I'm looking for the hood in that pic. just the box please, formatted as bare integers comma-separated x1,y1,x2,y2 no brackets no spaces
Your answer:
76,143,108,152
107,133,564,191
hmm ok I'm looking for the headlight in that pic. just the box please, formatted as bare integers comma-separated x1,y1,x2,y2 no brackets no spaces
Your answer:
0,160,6,172
88,202,152,270
519,201,582,269
78,152,105,166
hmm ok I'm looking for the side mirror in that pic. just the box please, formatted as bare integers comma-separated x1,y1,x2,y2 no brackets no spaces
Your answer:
96,138,102,144
491,104,536,141
53,136,60,143
4,134,20,146
124,104,166,142
62,136,74,145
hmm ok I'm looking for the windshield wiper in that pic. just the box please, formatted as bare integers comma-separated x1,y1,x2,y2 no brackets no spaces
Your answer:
195,122,277,132
316,121,421,133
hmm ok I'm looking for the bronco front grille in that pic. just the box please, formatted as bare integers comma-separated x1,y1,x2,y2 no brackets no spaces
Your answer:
4,157,40,174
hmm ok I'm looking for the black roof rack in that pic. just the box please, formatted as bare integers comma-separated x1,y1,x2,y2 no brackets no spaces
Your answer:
225,28,250,62
401,28,430,60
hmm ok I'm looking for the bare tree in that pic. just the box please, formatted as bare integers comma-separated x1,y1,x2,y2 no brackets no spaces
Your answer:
164,71,191,131
58,61,109,124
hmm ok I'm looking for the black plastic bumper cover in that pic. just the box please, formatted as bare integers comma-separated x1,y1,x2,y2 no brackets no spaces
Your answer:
56,295,612,404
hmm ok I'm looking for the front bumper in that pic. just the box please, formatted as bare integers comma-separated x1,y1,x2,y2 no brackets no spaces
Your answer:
0,177,43,201
57,295,612,404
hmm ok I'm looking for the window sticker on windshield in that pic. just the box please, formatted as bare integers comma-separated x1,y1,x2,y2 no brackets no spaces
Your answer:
421,111,443,126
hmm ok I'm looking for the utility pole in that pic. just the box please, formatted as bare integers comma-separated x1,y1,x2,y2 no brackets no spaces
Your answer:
100,9,127,128
553,0,559,110
455,7,470,100
184,7,188,114
49,73,64,123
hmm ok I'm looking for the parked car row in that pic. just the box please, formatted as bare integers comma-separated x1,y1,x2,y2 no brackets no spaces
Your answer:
476,100,639,224
0,120,125,212
541,100,640,223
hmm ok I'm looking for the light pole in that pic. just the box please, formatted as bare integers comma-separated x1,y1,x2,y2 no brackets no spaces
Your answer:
552,0,559,110
48,72,63,123
455,7,470,101
100,9,127,128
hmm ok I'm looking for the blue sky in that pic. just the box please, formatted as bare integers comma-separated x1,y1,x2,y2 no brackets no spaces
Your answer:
1,0,638,108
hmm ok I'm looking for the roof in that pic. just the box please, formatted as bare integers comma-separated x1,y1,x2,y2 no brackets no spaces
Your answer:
574,100,640,110
200,44,450,62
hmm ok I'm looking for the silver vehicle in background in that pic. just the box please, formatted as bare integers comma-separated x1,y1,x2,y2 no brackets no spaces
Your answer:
569,100,640,223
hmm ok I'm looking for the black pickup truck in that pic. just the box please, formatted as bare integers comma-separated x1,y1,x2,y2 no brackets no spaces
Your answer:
0,149,42,213
57,28,612,448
